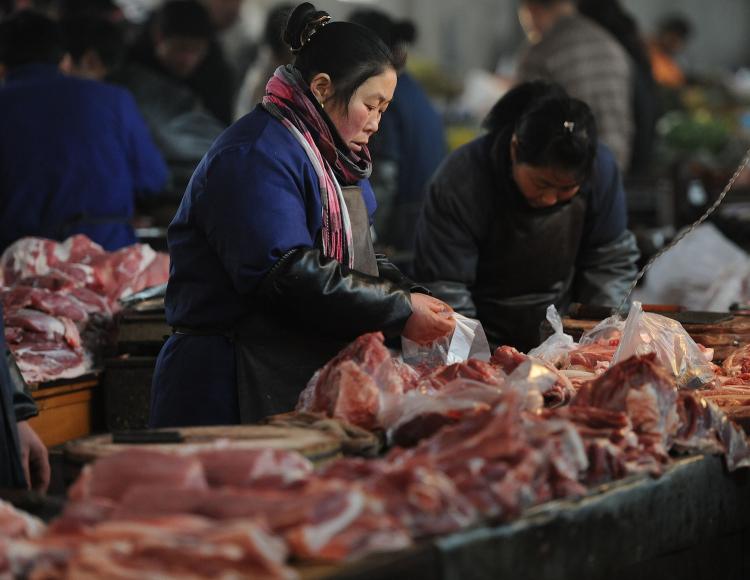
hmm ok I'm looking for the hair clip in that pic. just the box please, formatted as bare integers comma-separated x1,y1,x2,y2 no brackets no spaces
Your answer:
296,14,332,53
563,121,575,133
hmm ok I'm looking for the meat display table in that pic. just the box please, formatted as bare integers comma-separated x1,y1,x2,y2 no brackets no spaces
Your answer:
302,454,750,580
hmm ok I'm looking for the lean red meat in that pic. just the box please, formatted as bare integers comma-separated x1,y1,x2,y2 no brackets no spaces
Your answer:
296,332,405,430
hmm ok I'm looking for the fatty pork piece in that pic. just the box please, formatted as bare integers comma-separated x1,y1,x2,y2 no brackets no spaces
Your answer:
415,359,504,392
1,286,88,324
10,341,89,385
196,448,313,489
722,344,750,377
319,458,478,537
492,346,575,407
546,406,660,484
673,391,750,471
110,480,412,563
572,354,680,457
18,516,296,580
386,380,506,448
5,308,81,348
297,332,405,430
0,500,46,539
390,392,540,521
68,449,208,502
565,338,619,372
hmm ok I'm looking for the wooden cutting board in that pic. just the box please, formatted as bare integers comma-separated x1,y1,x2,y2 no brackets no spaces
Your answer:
65,425,341,465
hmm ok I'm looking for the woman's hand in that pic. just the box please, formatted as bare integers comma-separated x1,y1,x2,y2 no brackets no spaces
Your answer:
402,293,456,344
17,421,50,494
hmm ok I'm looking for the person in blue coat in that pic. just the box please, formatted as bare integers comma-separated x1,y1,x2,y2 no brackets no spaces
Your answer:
414,82,640,351
349,9,447,257
150,2,455,427
0,11,168,252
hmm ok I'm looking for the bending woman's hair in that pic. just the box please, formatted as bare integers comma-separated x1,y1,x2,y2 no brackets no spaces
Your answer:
484,81,598,182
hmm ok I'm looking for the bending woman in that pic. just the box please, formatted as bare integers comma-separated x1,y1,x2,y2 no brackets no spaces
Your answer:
151,2,454,427
414,81,639,352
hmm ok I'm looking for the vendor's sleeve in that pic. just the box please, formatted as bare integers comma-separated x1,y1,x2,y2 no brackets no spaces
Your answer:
196,146,315,296
122,91,169,197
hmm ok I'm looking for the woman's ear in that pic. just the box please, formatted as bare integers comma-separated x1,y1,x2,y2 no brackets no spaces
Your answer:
309,72,333,106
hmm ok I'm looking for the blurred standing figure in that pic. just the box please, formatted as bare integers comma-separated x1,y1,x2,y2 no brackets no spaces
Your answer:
517,0,633,172
203,0,256,87
577,0,659,176
0,11,168,251
234,2,293,120
129,0,234,124
648,15,692,89
349,8,446,259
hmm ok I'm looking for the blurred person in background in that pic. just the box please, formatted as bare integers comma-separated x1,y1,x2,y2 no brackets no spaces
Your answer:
517,0,634,172
202,0,256,87
0,303,49,493
62,15,125,81
414,82,639,351
0,10,168,251
648,14,693,89
115,1,226,186
58,0,123,21
577,0,659,177
128,0,234,124
234,2,292,120
349,8,446,264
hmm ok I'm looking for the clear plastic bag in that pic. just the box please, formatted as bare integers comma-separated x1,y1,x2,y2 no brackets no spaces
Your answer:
613,301,715,388
579,314,625,346
528,305,576,366
402,313,491,368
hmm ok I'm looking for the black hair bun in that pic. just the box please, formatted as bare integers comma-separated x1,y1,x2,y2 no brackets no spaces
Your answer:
283,2,330,53
394,20,417,44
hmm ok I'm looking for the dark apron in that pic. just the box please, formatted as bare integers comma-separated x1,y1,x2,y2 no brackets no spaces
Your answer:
234,185,378,423
474,194,587,351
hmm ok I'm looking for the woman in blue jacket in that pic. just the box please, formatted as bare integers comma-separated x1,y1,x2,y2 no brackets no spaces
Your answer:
151,3,455,427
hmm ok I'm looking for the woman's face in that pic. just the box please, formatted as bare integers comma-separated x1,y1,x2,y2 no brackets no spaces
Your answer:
325,68,397,154
510,139,581,208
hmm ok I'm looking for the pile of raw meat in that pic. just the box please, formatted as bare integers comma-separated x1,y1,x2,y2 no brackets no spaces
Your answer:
2,347,748,578
1,235,169,384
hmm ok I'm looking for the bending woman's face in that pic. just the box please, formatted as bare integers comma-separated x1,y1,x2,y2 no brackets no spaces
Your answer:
510,139,581,208
326,68,397,154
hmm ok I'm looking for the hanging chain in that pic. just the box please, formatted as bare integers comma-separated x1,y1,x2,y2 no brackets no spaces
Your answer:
617,146,750,314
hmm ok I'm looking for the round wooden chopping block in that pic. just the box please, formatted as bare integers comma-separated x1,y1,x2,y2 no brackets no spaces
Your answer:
64,425,341,465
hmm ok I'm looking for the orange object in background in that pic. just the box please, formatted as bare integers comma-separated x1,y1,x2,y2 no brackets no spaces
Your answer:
649,42,686,88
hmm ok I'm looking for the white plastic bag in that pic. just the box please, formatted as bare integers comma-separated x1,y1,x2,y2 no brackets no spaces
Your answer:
528,305,576,366
613,301,715,388
579,314,625,345
402,313,491,368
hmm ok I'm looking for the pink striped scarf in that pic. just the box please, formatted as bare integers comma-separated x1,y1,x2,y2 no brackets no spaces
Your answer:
262,65,372,267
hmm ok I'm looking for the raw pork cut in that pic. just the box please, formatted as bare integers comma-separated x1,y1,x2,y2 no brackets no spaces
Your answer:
297,332,405,430
572,354,680,455
69,449,208,502
196,448,313,489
